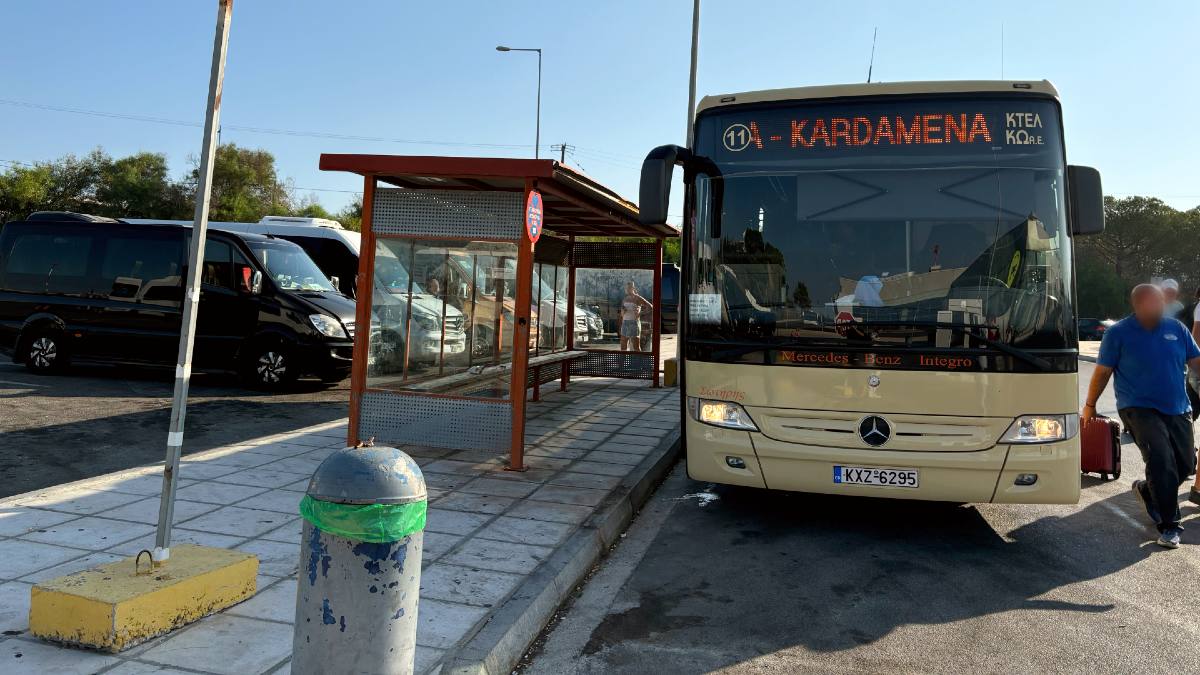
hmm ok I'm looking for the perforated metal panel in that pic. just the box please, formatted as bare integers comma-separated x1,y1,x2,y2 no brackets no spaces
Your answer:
526,362,565,388
571,241,659,269
359,391,513,451
373,188,523,239
534,235,571,266
572,351,656,380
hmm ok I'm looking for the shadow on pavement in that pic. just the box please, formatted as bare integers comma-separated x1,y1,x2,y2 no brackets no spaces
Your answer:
583,484,1156,665
0,398,346,498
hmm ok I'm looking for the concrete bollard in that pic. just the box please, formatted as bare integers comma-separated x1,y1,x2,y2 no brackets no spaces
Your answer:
292,446,427,675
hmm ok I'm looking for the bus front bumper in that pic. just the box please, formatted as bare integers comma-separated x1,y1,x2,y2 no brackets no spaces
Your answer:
686,418,1080,504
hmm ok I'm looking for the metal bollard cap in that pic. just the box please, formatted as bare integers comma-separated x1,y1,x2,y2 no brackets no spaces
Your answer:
306,446,426,505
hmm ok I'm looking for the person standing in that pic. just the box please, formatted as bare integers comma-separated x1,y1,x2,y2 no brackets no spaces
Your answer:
1082,284,1200,548
619,281,653,352
1161,278,1184,318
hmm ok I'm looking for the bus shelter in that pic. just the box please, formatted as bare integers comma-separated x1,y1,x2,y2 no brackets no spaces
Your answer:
319,155,677,470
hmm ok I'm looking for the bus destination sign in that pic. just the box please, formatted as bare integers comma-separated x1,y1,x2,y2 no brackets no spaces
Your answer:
706,99,1057,160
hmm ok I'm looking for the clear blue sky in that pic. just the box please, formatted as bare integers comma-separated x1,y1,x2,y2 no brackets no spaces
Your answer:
3,0,1198,217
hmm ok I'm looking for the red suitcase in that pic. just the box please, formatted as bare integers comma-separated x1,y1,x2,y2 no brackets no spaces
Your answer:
1080,416,1122,480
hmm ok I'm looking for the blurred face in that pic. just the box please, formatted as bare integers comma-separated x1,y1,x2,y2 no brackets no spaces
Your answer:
1131,284,1165,324
626,283,636,295
1164,286,1179,303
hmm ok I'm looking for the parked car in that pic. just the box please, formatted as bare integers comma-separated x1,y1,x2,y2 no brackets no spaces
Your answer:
0,217,360,388
1078,317,1107,340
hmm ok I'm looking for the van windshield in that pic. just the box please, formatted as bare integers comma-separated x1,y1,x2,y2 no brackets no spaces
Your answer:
247,240,336,292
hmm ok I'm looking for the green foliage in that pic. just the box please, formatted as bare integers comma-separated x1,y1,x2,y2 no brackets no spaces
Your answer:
96,152,190,219
0,163,53,222
0,145,357,226
663,237,680,263
1074,250,1128,319
196,144,293,222
336,194,363,232
1074,196,1200,318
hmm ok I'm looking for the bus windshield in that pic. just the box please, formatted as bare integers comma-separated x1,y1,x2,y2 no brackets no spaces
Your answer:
688,96,1074,361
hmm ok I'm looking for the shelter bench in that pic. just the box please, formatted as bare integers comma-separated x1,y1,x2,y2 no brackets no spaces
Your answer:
527,350,588,402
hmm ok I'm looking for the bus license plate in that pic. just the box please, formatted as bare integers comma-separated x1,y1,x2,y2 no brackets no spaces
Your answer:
834,465,919,488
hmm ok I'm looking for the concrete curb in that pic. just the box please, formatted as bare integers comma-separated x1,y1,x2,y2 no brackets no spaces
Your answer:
1079,353,1097,363
442,428,683,675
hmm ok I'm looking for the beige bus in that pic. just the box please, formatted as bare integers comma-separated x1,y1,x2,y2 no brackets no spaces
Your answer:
639,80,1105,503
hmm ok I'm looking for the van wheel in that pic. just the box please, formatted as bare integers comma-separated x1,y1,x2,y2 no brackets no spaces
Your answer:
244,343,298,389
23,329,66,374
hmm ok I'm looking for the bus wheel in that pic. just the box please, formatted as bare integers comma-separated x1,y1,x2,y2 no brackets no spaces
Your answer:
23,328,67,374
244,341,298,390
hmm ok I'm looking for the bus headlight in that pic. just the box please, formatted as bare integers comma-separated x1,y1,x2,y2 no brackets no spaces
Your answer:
687,397,759,431
1000,414,1078,444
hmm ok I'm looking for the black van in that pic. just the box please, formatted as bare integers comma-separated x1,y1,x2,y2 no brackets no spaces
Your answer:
0,218,360,388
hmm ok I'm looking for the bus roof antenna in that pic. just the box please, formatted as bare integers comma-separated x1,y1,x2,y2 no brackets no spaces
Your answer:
866,27,878,83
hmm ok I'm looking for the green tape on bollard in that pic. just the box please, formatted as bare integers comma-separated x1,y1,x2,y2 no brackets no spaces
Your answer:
299,495,427,543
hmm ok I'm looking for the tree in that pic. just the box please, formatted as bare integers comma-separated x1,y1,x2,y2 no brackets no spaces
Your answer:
0,145,354,226
1077,196,1179,282
0,163,53,222
291,194,335,220
335,194,363,232
95,152,190,219
663,237,680,264
193,143,293,222
1074,251,1128,319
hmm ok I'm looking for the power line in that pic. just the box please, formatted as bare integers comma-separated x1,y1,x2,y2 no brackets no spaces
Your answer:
0,98,541,151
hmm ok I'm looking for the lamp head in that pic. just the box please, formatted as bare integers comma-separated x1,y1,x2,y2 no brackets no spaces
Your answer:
495,46,511,52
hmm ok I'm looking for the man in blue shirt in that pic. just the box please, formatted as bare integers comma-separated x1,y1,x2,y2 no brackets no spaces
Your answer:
1083,284,1200,548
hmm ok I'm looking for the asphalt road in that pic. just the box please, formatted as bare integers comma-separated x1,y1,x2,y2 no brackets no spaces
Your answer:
525,362,1200,674
0,361,349,498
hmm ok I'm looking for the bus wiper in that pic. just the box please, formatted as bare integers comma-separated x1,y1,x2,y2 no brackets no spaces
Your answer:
857,321,1053,371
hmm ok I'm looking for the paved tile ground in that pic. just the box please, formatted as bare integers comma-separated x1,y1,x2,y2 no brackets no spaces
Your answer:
0,376,678,675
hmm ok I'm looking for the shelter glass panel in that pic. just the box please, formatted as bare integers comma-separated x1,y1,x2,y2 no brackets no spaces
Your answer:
532,262,570,355
368,238,518,398
575,268,655,352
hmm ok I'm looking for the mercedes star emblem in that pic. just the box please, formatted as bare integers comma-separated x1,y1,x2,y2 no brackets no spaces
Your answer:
867,375,881,388
858,415,892,447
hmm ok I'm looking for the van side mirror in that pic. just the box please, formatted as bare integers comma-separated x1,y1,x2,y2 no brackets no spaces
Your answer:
329,275,340,291
240,267,263,295
639,145,691,226
1067,165,1104,235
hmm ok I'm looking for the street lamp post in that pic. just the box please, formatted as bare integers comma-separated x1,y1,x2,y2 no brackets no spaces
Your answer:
496,45,542,159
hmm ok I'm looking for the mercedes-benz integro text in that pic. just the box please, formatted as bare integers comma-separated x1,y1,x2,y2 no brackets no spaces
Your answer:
639,81,1105,503
0,217,360,388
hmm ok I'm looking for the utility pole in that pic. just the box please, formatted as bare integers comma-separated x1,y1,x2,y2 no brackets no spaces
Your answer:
153,0,233,564
550,143,574,163
686,0,700,147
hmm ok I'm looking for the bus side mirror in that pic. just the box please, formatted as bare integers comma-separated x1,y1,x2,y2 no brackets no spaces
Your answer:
639,145,691,226
1067,165,1104,236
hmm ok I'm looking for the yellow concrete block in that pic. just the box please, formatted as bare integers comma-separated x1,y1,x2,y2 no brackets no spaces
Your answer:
30,544,257,652
664,357,679,387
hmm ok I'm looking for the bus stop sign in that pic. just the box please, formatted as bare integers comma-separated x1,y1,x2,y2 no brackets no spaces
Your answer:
526,190,543,243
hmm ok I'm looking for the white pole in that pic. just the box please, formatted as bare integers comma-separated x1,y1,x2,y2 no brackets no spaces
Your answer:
153,0,233,563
